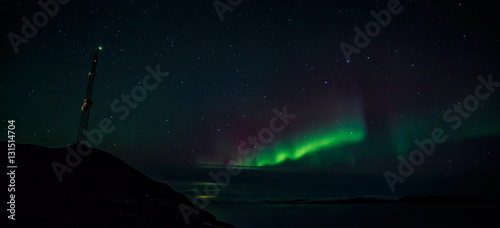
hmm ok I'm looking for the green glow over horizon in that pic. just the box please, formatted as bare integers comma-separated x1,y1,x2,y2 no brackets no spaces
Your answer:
248,123,366,167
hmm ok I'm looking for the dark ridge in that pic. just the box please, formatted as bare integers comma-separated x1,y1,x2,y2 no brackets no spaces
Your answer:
3,142,234,228
265,196,500,205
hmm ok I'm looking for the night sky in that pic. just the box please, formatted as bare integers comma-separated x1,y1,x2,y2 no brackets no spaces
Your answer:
1,0,499,204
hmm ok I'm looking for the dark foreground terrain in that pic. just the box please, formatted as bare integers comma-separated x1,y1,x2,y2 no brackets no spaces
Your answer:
3,142,234,228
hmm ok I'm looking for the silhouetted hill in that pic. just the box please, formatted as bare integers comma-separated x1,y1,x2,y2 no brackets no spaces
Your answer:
2,142,234,228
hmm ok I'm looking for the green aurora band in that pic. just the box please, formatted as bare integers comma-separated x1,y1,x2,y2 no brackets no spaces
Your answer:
389,101,500,155
246,122,366,167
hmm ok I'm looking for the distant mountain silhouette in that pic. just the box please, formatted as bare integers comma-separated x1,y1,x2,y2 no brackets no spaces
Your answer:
3,142,234,228
265,196,500,205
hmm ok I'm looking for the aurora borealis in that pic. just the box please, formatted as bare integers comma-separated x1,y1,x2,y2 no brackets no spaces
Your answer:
246,120,366,167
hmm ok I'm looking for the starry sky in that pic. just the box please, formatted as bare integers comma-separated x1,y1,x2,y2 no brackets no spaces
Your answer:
1,0,499,200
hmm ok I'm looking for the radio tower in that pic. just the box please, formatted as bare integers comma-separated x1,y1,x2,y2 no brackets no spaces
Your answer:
76,47,101,144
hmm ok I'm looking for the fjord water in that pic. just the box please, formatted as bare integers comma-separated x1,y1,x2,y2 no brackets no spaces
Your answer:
208,203,496,227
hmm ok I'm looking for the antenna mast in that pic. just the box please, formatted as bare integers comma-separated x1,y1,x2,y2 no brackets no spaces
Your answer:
76,47,100,144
